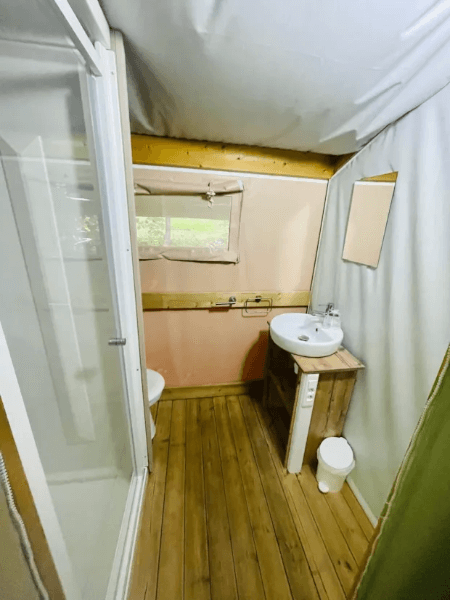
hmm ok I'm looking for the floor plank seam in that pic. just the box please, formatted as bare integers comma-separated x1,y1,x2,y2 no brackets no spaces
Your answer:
324,496,363,567
294,472,348,598
255,395,350,598
238,395,305,600
249,395,326,600
182,401,187,600
185,397,211,600
228,397,293,600
251,397,330,600
340,489,372,544
155,401,174,600
212,398,240,599
256,392,353,596
198,399,212,599
199,400,212,600
224,396,267,600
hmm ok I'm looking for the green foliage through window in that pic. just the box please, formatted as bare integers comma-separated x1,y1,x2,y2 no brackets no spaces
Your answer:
137,217,229,249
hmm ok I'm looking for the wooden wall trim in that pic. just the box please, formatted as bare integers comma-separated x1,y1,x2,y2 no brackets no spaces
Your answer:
161,379,263,401
362,172,398,182
0,398,65,599
131,134,336,180
142,291,310,310
332,152,398,183
332,153,355,173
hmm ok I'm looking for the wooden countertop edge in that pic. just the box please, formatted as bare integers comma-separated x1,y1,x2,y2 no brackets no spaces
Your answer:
291,347,365,374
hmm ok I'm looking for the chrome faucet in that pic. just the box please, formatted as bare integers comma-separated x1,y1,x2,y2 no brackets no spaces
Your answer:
311,302,334,317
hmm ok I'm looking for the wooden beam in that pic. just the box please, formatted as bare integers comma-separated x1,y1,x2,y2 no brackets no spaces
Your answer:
332,153,398,184
332,153,355,173
362,172,398,182
44,134,397,184
142,290,310,310
332,151,399,183
41,134,397,184
131,134,336,180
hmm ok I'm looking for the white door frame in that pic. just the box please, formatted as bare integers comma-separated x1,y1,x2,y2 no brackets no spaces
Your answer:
83,42,149,474
85,42,151,599
45,0,103,75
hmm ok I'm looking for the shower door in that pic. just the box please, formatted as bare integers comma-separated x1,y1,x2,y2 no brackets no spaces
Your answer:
0,1,147,599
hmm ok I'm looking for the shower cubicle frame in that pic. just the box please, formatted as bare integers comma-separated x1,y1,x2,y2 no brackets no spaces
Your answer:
0,1,150,598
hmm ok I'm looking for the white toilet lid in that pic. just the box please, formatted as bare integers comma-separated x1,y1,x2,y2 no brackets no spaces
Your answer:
318,437,354,470
147,369,165,404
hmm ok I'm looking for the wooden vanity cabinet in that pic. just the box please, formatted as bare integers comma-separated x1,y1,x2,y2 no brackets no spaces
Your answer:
263,338,364,471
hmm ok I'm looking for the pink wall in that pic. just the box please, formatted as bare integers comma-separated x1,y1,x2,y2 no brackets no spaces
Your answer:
144,307,306,386
137,167,328,387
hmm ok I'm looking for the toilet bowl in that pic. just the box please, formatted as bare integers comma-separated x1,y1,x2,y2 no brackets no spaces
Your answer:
147,369,165,439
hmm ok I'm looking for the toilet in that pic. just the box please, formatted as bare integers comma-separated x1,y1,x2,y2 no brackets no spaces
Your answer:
147,369,165,439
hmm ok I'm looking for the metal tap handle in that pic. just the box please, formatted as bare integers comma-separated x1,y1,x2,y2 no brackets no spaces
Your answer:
312,302,334,316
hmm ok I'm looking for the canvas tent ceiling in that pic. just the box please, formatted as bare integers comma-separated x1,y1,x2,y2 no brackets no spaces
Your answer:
99,0,450,155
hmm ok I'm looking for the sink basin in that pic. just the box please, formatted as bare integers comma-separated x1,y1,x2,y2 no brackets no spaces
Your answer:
270,313,343,357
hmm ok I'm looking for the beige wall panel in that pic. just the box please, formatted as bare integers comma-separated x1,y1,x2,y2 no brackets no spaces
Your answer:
137,168,327,293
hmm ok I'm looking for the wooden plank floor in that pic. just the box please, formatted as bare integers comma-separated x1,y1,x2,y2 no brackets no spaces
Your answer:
129,395,375,600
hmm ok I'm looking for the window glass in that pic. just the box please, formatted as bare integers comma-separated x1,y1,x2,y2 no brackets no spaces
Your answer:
135,193,240,261
137,215,230,249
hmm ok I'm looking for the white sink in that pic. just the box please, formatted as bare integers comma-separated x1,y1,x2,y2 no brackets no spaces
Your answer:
270,313,343,358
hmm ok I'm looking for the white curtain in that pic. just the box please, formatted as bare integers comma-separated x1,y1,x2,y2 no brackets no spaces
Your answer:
311,82,450,517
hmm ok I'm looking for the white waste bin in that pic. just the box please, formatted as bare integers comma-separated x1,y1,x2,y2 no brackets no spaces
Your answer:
316,437,355,493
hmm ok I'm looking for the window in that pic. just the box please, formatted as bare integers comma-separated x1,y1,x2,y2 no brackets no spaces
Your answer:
136,195,231,250
134,175,243,263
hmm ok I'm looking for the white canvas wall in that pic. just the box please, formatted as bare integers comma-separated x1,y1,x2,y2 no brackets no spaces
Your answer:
101,0,450,154
312,82,450,517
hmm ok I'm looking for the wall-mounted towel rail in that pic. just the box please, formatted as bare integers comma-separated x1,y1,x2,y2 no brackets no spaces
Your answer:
244,295,272,315
215,296,237,307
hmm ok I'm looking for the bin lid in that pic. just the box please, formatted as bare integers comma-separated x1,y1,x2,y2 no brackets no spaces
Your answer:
319,437,354,470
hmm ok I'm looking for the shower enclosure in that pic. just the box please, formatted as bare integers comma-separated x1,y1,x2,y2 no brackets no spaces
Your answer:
0,1,148,598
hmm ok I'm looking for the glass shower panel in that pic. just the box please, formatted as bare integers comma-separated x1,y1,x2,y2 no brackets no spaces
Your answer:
0,9,134,600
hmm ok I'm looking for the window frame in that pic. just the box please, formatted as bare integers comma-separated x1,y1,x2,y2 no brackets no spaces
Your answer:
134,177,243,263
